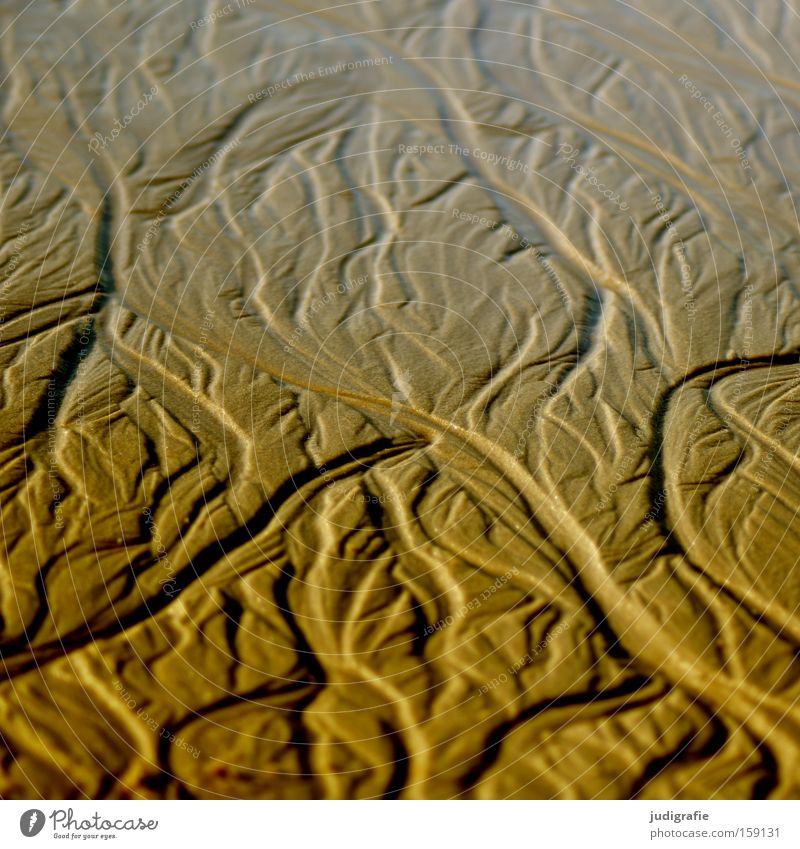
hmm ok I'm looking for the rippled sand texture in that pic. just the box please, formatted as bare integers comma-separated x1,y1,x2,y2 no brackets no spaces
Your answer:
1,0,800,799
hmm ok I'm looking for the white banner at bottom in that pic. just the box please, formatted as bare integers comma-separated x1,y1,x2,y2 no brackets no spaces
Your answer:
0,800,796,849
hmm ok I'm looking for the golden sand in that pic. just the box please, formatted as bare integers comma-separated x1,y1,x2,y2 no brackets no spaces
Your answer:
0,0,798,798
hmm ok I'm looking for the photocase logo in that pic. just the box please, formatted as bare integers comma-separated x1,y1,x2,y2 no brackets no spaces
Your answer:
14,808,159,838
20,809,45,837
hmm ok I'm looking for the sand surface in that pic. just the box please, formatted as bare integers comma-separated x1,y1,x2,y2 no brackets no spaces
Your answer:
1,0,799,798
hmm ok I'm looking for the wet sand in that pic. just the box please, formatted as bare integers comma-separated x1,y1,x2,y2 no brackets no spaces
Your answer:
0,0,799,798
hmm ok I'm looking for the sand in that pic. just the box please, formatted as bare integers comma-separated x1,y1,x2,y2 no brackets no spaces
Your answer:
0,0,798,798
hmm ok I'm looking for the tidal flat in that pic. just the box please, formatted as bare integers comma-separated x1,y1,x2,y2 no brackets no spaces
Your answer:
0,0,799,799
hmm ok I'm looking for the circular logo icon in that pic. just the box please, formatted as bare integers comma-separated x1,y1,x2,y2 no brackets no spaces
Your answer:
19,810,45,837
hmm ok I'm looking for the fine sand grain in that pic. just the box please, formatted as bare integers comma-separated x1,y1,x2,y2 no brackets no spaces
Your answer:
0,0,799,798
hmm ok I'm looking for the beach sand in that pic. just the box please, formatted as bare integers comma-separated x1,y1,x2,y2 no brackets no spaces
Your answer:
0,0,799,798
